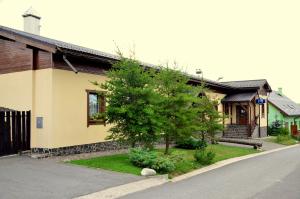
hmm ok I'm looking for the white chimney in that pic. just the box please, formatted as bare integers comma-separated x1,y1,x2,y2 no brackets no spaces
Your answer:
22,7,41,35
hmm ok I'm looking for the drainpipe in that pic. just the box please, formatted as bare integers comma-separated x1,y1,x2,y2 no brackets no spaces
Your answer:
62,55,78,74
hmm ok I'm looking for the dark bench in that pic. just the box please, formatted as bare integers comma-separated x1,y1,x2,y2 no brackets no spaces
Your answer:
218,138,263,149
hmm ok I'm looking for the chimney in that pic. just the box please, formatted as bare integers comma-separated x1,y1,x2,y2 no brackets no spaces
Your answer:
278,87,283,96
22,7,41,35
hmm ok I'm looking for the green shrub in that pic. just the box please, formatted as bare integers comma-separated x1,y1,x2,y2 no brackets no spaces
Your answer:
292,135,300,141
128,148,176,173
194,149,216,165
151,157,176,173
268,121,283,136
276,134,291,143
176,137,207,149
278,128,289,136
128,148,157,168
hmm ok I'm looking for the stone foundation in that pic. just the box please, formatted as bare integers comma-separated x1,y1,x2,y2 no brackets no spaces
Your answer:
260,126,267,137
31,141,128,156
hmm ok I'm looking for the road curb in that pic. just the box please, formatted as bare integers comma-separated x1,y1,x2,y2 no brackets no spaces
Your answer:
73,175,168,199
171,144,299,182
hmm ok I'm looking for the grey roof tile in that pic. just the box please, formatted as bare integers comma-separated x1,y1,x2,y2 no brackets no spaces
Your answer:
221,79,268,88
268,91,300,116
0,25,271,92
222,92,257,102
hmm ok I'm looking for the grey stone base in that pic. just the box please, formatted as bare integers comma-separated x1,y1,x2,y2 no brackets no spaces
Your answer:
31,141,127,156
260,126,268,137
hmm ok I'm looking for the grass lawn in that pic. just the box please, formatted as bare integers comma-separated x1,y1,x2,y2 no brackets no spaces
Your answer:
69,144,258,178
265,136,298,146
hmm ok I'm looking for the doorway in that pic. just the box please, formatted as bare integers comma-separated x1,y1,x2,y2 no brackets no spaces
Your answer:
236,105,248,125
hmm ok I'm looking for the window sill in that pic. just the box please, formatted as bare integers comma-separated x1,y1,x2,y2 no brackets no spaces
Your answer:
88,120,106,127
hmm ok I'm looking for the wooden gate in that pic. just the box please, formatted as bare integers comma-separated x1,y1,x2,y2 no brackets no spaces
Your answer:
0,111,31,156
291,124,298,136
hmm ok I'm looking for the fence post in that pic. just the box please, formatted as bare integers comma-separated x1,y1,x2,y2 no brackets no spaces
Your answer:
26,111,31,150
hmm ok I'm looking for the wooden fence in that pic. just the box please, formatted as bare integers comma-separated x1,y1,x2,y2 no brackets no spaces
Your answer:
0,111,31,156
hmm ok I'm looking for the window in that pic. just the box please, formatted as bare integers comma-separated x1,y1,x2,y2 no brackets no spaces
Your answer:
87,90,106,126
261,103,265,118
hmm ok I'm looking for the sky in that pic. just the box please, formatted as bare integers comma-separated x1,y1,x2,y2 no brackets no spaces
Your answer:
1,0,300,101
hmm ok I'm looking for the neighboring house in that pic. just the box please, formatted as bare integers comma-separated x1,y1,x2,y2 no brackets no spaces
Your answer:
268,88,300,134
0,10,272,156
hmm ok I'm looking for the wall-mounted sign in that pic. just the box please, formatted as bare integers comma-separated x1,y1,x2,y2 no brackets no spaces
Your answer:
256,98,266,105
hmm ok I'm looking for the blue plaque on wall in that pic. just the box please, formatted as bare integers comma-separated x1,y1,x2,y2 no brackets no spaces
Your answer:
255,98,266,105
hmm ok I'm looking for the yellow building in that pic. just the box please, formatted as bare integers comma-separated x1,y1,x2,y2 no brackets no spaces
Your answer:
0,22,271,156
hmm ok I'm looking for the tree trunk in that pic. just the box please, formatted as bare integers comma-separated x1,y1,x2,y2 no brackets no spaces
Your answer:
165,134,170,154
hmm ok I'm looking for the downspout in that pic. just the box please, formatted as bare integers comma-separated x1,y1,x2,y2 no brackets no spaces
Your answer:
56,47,78,74
62,55,78,74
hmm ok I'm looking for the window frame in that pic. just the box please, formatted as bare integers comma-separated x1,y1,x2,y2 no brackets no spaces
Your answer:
86,89,106,127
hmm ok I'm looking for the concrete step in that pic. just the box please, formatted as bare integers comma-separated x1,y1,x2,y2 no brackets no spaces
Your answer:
224,125,249,139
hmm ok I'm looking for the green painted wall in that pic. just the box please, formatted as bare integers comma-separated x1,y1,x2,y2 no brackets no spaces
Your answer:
268,103,300,133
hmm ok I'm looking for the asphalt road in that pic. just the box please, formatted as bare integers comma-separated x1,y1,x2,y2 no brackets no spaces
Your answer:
0,156,141,199
121,145,300,199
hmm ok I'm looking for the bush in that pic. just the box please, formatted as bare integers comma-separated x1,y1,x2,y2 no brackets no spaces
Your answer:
176,136,207,149
278,128,289,136
151,157,176,173
129,148,176,173
276,135,290,143
268,121,283,136
129,148,157,168
194,149,215,165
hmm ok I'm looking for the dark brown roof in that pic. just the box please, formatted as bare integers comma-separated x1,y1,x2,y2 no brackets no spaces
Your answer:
0,25,120,61
221,92,257,103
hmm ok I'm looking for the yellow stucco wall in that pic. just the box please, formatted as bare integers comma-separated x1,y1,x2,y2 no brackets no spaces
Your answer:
31,69,53,148
0,69,111,148
0,70,52,148
0,69,270,148
51,69,111,148
0,70,33,111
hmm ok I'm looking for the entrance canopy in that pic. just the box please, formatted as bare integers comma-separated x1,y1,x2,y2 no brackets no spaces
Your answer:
222,92,256,103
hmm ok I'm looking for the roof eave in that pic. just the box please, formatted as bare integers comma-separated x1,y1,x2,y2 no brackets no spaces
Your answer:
0,27,57,53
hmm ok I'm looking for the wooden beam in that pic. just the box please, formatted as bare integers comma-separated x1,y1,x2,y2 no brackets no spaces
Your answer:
230,103,233,125
0,30,57,53
222,103,225,137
